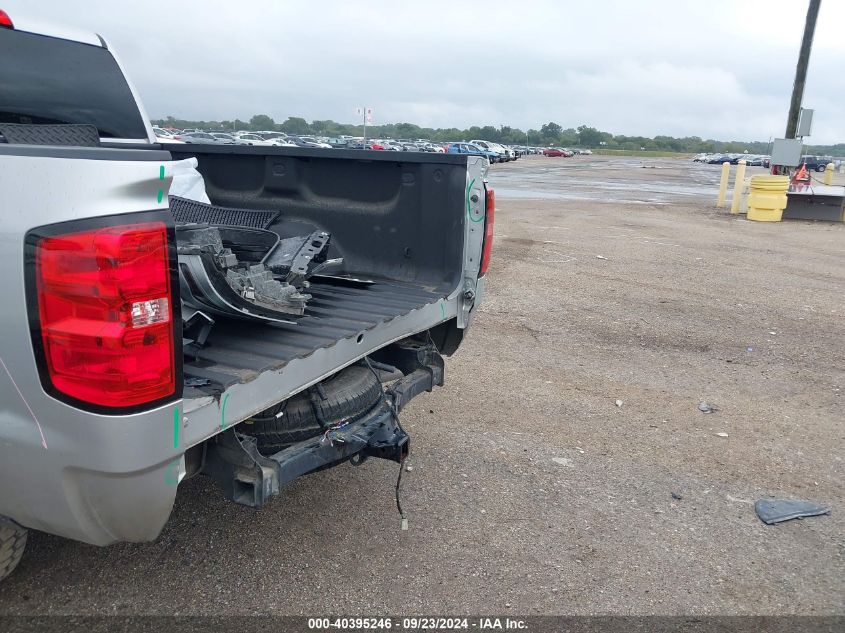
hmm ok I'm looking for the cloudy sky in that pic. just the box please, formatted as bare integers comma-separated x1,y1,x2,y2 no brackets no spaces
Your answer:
6,0,844,142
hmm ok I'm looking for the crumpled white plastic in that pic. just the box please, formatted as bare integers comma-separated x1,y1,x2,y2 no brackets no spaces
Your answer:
168,157,210,204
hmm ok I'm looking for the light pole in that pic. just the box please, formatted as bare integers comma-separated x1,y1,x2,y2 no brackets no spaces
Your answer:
785,0,821,139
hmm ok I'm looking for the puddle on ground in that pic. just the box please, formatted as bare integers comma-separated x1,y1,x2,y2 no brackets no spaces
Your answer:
491,188,666,204
489,157,746,204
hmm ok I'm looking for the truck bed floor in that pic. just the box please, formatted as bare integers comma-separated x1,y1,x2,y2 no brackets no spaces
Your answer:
182,280,447,396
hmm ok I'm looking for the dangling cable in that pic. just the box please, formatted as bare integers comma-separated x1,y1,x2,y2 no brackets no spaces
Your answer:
363,355,409,530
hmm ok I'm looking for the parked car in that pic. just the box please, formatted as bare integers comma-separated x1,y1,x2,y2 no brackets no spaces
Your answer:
447,142,499,163
291,136,331,149
543,148,569,157
706,155,732,164
0,13,491,583
215,132,253,145
181,132,230,144
152,127,184,144
234,133,276,146
800,155,832,172
744,156,766,167
269,137,297,147
469,140,505,162
287,136,324,148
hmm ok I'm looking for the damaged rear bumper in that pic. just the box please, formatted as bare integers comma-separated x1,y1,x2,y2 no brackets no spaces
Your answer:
202,350,444,508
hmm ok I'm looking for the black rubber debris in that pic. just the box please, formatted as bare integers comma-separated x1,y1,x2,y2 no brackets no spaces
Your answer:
754,498,830,525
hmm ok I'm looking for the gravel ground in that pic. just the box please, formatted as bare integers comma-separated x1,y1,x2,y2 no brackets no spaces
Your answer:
1,156,842,615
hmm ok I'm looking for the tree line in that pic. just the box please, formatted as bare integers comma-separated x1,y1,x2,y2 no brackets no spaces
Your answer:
152,115,845,156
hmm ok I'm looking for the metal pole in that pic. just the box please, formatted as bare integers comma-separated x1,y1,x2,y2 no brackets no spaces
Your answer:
785,0,822,139
363,107,367,146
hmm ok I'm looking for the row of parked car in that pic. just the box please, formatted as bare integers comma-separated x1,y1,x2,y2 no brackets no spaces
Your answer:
542,147,593,157
693,153,771,167
152,127,542,163
693,153,842,171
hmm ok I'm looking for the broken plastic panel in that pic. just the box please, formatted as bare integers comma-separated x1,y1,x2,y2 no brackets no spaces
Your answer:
177,224,307,323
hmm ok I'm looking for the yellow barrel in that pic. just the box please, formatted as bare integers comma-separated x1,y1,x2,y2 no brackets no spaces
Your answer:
747,175,790,222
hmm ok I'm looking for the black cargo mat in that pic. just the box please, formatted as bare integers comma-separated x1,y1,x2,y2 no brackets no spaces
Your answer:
182,280,446,394
170,196,279,229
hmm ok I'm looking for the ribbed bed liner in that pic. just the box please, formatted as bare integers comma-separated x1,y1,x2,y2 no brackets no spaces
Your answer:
183,280,446,395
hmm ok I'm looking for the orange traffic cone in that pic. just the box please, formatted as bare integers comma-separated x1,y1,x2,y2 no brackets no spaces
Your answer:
793,163,809,183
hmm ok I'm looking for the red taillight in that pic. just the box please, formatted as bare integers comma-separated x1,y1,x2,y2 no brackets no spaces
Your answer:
0,9,13,28
480,187,495,275
35,222,176,408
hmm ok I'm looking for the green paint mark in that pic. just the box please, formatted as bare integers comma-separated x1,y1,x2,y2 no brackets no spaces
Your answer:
157,188,164,204
159,165,165,180
440,301,446,320
164,457,180,486
220,393,230,429
465,178,484,223
172,407,180,449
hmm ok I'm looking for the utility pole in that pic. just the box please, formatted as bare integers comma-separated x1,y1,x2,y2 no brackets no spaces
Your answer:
785,0,821,139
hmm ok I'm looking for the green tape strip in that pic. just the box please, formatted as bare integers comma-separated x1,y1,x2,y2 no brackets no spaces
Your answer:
221,393,230,429
157,164,166,205
440,301,446,320
172,407,180,449
466,178,484,223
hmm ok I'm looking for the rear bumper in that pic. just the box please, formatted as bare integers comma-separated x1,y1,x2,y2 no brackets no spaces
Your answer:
203,400,408,507
203,347,444,508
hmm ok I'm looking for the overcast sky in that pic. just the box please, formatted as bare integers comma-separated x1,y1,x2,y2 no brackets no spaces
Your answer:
7,0,844,142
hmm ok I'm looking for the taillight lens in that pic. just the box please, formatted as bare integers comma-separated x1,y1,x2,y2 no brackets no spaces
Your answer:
34,222,176,408
0,10,13,28
480,187,495,275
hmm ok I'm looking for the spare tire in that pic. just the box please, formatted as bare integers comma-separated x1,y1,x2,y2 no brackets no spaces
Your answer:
245,364,383,454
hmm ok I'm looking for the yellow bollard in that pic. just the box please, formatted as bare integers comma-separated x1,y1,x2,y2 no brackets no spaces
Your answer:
730,160,747,214
823,163,834,185
716,162,730,207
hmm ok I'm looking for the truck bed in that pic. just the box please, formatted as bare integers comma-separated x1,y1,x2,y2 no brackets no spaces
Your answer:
161,144,487,449
183,279,447,396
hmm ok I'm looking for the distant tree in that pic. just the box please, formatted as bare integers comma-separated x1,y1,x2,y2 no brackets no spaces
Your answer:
394,122,422,139
249,114,276,130
312,119,343,135
144,114,845,156
576,125,605,147
540,122,562,142
280,117,311,134
560,127,578,144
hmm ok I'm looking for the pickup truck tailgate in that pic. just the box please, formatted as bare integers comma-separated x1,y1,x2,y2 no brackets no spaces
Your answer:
180,278,461,446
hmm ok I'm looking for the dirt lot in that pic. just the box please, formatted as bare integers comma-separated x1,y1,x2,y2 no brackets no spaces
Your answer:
1,156,842,615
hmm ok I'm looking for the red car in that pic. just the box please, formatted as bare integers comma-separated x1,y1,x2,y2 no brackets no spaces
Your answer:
543,148,565,157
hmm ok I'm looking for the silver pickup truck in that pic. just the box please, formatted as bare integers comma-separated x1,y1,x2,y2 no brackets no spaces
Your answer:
0,12,492,582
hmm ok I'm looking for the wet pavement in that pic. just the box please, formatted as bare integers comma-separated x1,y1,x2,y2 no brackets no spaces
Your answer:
491,156,749,205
